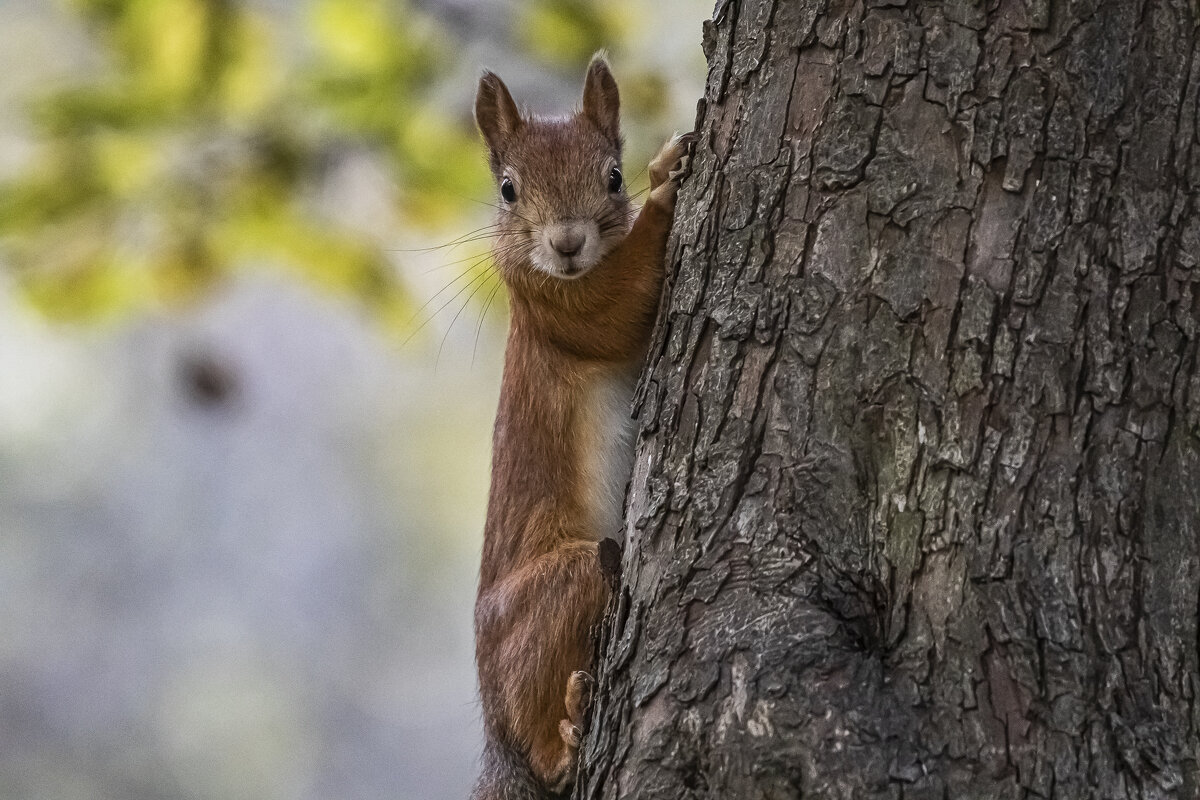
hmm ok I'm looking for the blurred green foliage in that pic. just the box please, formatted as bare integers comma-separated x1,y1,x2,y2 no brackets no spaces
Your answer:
0,0,696,329
0,0,485,325
518,0,622,67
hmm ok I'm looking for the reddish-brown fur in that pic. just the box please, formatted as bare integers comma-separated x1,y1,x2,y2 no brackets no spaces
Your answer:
471,57,690,797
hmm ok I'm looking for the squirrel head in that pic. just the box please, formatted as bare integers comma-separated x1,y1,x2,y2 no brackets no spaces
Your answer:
475,54,631,283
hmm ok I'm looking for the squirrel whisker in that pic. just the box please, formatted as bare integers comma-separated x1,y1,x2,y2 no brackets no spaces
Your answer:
389,222,506,253
468,196,539,227
472,276,506,367
418,236,533,276
438,267,501,368
402,257,498,346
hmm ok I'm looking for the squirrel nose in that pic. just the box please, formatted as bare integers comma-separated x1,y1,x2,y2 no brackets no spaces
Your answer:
550,229,586,257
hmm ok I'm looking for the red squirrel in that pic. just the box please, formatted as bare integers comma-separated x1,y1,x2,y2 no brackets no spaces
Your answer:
470,55,692,798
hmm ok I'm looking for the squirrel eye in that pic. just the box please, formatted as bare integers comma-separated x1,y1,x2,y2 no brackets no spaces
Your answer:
607,166,623,194
500,177,516,203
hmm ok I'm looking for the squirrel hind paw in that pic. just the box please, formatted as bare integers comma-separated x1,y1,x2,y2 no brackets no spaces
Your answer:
545,716,585,795
558,718,582,749
564,670,595,726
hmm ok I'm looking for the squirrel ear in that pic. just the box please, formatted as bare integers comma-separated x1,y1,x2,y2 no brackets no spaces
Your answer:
581,53,620,144
475,71,523,154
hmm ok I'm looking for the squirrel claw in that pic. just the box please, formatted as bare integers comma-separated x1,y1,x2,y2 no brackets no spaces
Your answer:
649,132,694,188
667,132,697,183
547,672,594,794
647,131,696,211
565,670,595,726
559,719,582,748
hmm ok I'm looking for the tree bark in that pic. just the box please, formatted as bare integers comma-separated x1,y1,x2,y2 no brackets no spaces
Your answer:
579,0,1200,797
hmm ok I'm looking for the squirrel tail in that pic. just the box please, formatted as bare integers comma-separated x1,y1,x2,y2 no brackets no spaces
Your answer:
471,739,556,800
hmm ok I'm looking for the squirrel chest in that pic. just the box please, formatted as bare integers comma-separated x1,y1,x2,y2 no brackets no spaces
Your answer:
577,364,638,540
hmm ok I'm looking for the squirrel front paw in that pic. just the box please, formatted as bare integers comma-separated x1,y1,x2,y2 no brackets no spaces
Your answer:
647,131,696,212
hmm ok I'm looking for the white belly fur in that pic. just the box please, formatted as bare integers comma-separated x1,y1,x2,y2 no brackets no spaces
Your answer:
579,365,638,540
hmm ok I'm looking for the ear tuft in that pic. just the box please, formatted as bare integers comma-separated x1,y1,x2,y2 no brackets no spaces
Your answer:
475,70,523,156
581,53,620,144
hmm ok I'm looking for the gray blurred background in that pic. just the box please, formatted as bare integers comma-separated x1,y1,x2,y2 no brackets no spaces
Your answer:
0,1,707,798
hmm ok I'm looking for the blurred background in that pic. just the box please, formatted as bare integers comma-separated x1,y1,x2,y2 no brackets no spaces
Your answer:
0,1,707,798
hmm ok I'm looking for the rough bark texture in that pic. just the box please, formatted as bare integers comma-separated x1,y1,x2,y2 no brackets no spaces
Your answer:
578,1,1200,797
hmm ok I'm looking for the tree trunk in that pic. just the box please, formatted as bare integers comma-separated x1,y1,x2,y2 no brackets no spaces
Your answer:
579,0,1200,797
